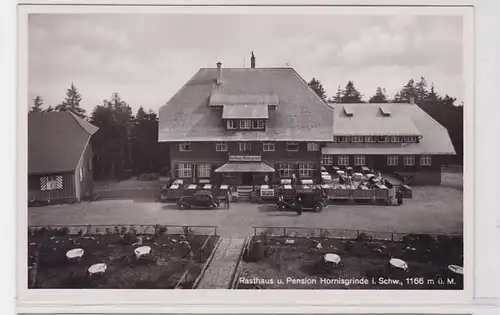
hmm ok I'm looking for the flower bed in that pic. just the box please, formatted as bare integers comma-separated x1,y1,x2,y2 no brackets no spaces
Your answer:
236,233,463,290
28,226,219,289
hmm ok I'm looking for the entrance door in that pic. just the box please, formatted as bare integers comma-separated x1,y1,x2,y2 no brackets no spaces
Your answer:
242,173,253,185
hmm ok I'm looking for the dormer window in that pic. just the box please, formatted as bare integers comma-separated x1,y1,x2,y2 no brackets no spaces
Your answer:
227,120,237,129
253,120,265,129
403,136,416,143
240,120,251,129
391,136,402,143
286,142,299,152
179,143,191,152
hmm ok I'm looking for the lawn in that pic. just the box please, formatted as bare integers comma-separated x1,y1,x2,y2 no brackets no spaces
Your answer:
236,232,463,290
28,226,219,289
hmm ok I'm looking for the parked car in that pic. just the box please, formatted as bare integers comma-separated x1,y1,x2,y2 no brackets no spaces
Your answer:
277,189,328,212
177,190,220,209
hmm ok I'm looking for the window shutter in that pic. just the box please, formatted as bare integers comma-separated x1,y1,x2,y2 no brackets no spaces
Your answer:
56,176,63,189
174,163,179,178
40,176,47,191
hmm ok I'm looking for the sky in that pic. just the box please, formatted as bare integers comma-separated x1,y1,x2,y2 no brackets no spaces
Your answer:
28,13,464,114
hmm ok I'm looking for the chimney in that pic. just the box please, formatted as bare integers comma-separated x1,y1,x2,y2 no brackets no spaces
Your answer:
216,62,222,84
251,51,255,68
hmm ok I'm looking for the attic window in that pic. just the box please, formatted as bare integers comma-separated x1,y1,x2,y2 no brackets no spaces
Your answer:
343,106,354,117
379,105,391,116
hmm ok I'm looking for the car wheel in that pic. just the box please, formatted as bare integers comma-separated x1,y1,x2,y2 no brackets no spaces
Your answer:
314,203,323,212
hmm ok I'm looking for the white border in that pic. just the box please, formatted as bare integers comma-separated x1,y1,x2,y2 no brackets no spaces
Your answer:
13,0,499,313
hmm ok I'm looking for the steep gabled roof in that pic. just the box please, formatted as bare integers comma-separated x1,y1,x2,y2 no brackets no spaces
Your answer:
323,103,455,155
28,111,98,175
158,67,334,142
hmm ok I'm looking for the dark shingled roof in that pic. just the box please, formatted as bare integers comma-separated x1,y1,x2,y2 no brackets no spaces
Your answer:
158,67,334,142
28,112,98,175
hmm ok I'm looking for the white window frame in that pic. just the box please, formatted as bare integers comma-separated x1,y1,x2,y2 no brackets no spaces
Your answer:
79,167,84,182
403,136,416,143
240,120,251,129
179,143,191,152
286,142,299,152
391,136,402,143
278,163,293,178
227,120,237,129
298,163,314,178
387,155,399,166
253,120,265,129
339,136,349,143
332,136,338,143
215,142,227,152
197,163,211,178
365,136,375,143
420,155,432,166
321,155,333,165
45,175,62,191
404,155,415,166
239,142,251,152
307,142,320,151
354,155,366,166
263,142,275,152
177,163,192,178
352,136,363,143
338,155,349,166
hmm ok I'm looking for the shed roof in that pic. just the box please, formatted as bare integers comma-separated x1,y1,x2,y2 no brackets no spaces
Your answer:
214,162,275,173
222,104,269,119
158,67,334,142
28,111,98,175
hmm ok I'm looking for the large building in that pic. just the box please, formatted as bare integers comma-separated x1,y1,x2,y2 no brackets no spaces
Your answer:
158,54,456,186
28,111,99,203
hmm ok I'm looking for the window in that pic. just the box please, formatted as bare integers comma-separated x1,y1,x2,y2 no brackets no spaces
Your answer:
253,120,265,129
387,156,399,166
41,175,63,191
268,105,277,111
240,120,251,129
79,167,84,182
278,163,293,177
307,143,320,151
321,155,333,165
339,136,349,143
352,136,363,143
365,136,375,143
239,142,252,152
403,136,416,143
286,142,299,152
299,163,314,178
179,143,191,152
197,163,211,178
227,120,237,129
177,163,192,178
215,142,227,152
391,136,402,143
263,143,275,152
378,136,390,143
338,155,349,166
354,155,365,166
420,155,432,166
332,136,338,143
404,155,415,166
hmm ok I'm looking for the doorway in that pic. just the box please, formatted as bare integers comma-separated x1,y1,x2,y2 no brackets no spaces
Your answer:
242,173,253,185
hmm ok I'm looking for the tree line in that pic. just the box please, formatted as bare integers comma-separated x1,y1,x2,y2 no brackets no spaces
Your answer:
30,84,167,180
308,77,464,165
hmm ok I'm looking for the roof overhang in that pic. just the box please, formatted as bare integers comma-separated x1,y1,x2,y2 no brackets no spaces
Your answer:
321,144,455,155
214,162,275,173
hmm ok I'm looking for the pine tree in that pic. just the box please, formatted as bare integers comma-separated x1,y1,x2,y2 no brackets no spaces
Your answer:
307,78,327,101
328,85,344,103
30,96,44,113
45,105,54,112
55,83,86,118
368,87,389,103
340,81,364,103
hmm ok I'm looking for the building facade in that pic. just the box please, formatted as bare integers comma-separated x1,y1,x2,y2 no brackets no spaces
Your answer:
28,112,99,203
159,54,456,186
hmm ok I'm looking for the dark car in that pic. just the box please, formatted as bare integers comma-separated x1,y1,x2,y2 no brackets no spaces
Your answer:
177,190,220,209
277,189,329,212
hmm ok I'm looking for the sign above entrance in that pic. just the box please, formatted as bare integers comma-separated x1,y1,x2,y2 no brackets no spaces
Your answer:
228,155,262,162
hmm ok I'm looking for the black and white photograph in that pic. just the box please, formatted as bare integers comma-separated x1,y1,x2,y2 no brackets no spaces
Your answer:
22,5,472,293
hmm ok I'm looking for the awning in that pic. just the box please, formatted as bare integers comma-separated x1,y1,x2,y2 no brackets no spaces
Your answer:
222,104,269,119
214,162,275,173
